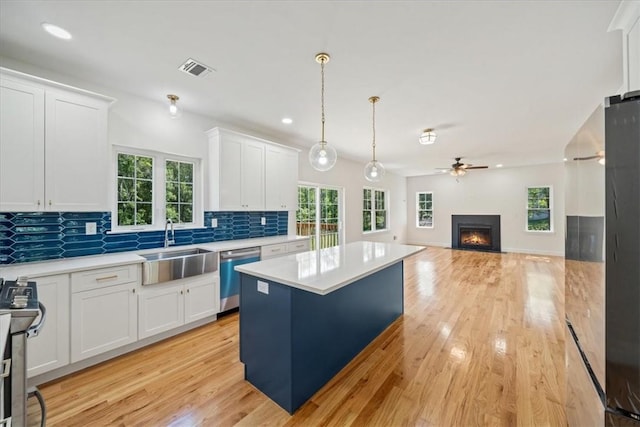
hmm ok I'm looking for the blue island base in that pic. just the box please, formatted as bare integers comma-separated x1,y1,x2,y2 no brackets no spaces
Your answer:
239,261,404,414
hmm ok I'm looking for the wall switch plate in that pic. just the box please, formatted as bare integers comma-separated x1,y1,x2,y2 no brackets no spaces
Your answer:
261,217,266,226
85,222,97,235
211,218,218,228
257,280,269,294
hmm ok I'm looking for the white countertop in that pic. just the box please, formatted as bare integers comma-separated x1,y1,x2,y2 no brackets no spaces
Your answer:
235,241,425,295
0,235,308,279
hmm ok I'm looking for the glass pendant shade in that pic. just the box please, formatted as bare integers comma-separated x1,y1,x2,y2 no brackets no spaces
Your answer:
309,141,337,171
364,160,386,182
450,168,466,176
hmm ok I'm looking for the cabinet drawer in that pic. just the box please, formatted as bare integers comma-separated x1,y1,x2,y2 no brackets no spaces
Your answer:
71,264,140,293
261,243,288,259
287,240,310,254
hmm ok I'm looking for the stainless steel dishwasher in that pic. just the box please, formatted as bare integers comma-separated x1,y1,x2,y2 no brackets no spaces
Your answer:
219,247,261,313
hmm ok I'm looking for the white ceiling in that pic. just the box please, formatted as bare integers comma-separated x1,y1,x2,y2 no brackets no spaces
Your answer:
0,0,623,176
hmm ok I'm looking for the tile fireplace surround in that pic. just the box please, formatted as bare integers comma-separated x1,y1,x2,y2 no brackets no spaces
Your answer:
451,214,501,253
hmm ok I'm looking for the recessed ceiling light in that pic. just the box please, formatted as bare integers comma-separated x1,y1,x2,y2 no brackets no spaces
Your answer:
42,22,72,40
496,164,503,168
563,158,568,162
281,117,293,124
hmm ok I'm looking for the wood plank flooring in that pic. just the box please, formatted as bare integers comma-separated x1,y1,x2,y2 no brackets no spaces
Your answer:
28,247,566,426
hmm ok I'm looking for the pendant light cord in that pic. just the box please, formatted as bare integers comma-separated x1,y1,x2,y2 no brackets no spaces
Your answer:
372,99,376,162
321,58,326,144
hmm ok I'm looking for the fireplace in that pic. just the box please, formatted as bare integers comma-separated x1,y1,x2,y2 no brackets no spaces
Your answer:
452,215,501,252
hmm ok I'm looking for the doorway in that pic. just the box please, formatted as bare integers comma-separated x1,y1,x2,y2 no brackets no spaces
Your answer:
296,184,343,250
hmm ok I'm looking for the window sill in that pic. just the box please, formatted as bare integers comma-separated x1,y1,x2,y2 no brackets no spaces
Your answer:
363,229,389,235
525,229,555,234
416,225,434,229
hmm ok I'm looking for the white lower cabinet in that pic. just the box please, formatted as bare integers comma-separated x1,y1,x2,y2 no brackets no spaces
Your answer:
138,274,219,339
71,282,138,362
27,274,70,377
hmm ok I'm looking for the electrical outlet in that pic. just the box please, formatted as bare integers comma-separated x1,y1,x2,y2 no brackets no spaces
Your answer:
211,218,218,228
85,222,97,235
257,280,269,294
261,217,266,226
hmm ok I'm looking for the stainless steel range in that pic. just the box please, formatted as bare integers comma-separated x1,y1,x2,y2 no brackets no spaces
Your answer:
0,277,46,426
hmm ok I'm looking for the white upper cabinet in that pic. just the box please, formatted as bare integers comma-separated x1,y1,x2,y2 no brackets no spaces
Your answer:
265,145,298,211
0,78,45,211
207,127,298,212
0,68,114,212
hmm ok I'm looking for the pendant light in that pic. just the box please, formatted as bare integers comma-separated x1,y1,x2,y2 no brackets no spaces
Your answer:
309,53,337,171
167,94,181,119
364,96,386,182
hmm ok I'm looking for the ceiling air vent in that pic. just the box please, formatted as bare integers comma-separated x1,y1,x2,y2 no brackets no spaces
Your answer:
179,58,215,78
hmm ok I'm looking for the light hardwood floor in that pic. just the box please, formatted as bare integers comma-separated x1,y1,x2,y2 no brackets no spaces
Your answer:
28,247,566,426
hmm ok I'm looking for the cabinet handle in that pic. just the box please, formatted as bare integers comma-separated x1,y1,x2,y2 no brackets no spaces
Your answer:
181,290,184,295
37,200,41,206
132,288,136,294
187,289,190,293
48,200,52,206
0,359,11,378
96,275,118,282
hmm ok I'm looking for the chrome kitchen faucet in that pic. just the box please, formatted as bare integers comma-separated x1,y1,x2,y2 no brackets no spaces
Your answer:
164,218,175,248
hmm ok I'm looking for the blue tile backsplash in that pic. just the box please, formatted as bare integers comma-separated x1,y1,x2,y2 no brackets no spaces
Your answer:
0,211,288,264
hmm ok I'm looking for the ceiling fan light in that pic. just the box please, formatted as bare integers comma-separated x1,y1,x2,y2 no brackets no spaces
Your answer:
450,168,466,176
419,128,437,145
598,157,605,165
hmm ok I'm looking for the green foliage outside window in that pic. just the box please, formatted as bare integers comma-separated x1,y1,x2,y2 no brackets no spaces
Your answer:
296,186,339,249
117,153,153,226
166,160,194,224
527,186,551,231
363,188,387,232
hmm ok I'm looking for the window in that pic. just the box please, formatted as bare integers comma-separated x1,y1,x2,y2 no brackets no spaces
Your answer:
527,186,552,231
416,192,433,228
117,153,154,226
165,160,194,223
114,148,200,230
363,187,388,232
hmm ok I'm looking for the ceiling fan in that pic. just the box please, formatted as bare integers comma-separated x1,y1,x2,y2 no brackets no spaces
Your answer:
438,157,489,176
573,150,605,165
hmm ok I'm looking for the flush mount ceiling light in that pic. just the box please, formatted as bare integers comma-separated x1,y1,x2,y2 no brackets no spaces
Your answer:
309,53,337,172
166,94,181,119
41,22,72,40
364,96,386,182
419,128,437,145
282,117,293,124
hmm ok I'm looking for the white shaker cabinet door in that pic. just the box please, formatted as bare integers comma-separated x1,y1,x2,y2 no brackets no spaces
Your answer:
71,282,137,362
241,139,265,210
265,146,298,211
138,283,184,339
0,78,45,211
45,89,109,211
27,274,70,377
184,276,218,323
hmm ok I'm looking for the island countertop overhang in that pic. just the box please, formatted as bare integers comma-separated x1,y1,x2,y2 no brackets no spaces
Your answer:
234,241,425,295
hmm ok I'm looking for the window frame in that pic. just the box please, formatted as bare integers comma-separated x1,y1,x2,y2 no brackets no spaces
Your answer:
112,146,202,233
363,186,389,234
416,191,434,228
526,185,553,233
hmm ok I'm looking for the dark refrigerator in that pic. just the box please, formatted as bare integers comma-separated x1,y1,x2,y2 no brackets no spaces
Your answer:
605,90,640,424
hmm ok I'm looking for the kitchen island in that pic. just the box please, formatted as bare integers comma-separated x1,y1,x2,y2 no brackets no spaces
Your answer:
235,241,424,414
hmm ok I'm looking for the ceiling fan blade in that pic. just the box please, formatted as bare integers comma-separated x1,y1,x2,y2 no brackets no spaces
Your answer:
465,165,489,169
573,155,600,161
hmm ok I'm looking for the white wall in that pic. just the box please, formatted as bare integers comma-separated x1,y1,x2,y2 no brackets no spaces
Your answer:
406,163,565,256
297,155,408,245
0,56,408,243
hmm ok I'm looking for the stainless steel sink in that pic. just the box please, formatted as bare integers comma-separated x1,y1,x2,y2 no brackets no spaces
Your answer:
142,248,218,285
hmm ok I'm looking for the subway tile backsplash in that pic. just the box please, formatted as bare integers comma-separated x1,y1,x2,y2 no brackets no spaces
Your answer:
0,211,288,264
